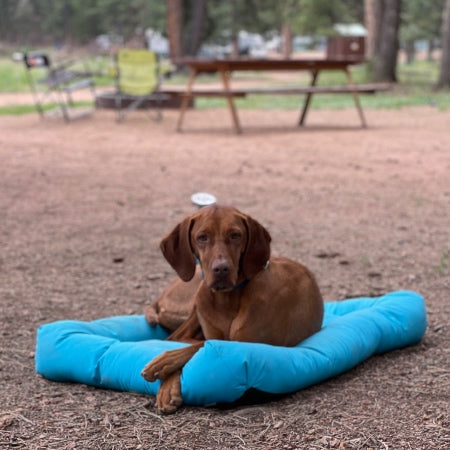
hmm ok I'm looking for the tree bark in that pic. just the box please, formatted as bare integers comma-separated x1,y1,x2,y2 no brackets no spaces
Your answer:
427,39,435,61
282,25,293,59
364,0,383,59
230,0,239,58
166,0,183,63
185,0,207,56
437,0,450,87
405,40,415,64
374,0,402,82
63,0,74,49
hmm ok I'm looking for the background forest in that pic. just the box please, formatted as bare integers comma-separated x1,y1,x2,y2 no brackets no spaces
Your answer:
1,0,450,86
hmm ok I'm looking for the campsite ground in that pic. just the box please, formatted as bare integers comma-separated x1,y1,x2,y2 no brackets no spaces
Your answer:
0,104,449,449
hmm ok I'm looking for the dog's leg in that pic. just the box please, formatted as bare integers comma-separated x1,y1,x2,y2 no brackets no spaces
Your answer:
166,304,203,341
141,343,203,381
156,370,183,414
143,303,159,326
142,343,203,414
141,305,203,381
141,304,205,413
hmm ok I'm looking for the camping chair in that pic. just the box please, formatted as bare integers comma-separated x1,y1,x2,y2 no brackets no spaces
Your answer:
114,49,167,122
23,52,96,121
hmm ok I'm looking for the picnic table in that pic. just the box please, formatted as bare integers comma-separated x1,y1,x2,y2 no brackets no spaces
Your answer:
173,58,389,133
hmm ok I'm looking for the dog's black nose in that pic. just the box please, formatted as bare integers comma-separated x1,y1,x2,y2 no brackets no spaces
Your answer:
212,260,230,276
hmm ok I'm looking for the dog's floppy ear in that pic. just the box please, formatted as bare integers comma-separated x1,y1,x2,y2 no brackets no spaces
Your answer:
241,214,271,279
160,217,196,281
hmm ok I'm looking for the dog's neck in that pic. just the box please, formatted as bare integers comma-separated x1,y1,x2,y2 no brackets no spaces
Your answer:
231,278,249,291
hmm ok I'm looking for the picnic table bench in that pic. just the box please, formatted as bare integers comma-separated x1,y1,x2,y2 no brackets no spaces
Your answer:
172,58,390,133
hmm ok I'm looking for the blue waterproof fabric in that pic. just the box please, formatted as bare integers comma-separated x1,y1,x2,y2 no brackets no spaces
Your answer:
35,290,426,405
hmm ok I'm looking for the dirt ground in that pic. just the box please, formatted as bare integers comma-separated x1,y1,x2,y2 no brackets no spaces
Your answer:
0,103,449,449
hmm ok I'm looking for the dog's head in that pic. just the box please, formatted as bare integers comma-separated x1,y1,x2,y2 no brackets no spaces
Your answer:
160,205,271,292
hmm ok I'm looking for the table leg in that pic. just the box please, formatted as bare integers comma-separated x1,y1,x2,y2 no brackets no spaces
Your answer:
219,69,242,134
345,68,367,128
298,70,318,126
176,69,197,132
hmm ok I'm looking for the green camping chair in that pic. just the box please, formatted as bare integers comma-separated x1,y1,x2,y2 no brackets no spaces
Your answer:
114,49,167,122
23,52,96,121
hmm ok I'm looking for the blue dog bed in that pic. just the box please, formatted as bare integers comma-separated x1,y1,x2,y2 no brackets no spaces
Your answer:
35,291,426,406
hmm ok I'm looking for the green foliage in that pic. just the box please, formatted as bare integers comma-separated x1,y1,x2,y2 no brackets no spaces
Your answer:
289,0,362,37
0,0,166,45
205,0,283,43
401,0,445,42
204,0,363,43
1,0,365,49
1,0,445,65
93,0,166,40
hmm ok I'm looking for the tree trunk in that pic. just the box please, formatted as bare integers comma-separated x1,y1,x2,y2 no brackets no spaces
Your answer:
437,0,450,87
364,0,383,59
405,40,415,64
230,36,239,58
282,25,293,59
185,0,207,56
166,0,183,63
374,0,402,82
427,39,435,61
63,0,74,50
229,0,240,58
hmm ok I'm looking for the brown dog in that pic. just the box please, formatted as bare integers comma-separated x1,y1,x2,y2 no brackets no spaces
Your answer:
141,205,323,413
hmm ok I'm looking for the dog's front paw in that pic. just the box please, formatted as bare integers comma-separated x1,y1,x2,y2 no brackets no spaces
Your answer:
156,371,183,414
141,346,193,382
141,351,173,381
141,359,161,382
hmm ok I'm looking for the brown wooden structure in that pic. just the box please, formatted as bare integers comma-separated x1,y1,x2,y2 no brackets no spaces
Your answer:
174,58,389,133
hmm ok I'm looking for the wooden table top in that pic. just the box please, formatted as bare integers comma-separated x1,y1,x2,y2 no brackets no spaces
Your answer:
176,58,365,73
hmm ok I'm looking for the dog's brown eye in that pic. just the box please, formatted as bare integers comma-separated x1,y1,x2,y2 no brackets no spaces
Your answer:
230,232,242,241
197,234,208,243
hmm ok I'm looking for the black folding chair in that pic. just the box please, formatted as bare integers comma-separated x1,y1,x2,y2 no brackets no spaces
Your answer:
23,53,96,121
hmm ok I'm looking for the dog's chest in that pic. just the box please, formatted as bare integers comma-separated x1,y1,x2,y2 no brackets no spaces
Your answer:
196,289,241,340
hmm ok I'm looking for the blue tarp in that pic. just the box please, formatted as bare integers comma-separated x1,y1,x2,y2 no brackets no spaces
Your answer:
35,290,426,406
